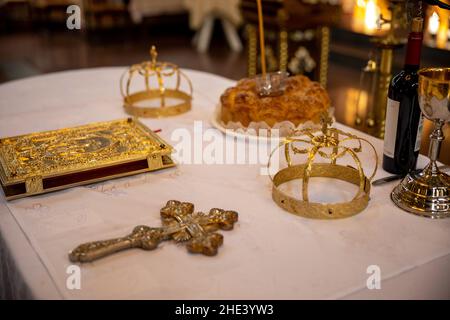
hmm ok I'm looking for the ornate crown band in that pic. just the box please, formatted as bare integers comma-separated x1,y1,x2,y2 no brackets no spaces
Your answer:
120,46,193,118
272,163,372,219
269,114,378,219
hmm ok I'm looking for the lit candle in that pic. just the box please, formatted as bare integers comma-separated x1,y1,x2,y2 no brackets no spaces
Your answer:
364,0,379,31
428,12,440,36
256,0,267,77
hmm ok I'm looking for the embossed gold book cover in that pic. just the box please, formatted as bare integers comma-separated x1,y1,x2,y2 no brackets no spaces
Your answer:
0,118,175,200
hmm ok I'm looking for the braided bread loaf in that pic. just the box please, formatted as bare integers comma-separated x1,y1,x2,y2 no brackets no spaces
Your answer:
220,75,330,127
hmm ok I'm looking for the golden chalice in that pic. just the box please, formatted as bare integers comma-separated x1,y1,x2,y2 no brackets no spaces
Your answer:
391,67,450,218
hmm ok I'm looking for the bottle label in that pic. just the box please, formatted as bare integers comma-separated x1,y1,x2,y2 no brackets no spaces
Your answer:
383,98,400,158
414,113,424,152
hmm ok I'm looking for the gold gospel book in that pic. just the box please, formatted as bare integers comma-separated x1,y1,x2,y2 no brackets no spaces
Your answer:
0,118,175,200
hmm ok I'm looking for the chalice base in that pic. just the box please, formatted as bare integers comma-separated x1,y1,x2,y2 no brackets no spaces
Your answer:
391,169,450,219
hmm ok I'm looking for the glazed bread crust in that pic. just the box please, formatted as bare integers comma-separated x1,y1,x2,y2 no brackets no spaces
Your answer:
220,75,330,127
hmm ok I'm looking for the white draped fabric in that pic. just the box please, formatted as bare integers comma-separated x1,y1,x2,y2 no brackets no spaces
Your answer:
183,0,242,29
128,0,242,29
128,0,186,23
0,68,449,299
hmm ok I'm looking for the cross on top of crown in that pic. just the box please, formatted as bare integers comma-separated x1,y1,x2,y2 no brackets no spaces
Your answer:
150,45,158,66
320,112,333,135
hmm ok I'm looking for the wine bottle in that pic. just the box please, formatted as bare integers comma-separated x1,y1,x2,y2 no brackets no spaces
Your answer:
382,17,425,175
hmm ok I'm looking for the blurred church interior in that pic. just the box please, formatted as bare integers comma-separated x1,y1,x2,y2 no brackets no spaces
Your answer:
0,0,449,162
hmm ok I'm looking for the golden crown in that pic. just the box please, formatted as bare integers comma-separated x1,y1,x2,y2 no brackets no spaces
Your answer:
120,46,193,118
269,113,378,219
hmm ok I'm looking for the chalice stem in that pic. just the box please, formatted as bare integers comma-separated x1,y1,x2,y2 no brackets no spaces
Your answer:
425,119,445,175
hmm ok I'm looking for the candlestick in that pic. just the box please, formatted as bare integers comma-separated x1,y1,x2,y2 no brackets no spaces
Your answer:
256,0,267,77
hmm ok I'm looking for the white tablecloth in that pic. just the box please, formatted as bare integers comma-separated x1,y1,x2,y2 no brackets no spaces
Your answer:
0,68,449,299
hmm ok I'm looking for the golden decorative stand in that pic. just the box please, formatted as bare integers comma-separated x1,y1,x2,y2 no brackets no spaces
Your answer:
357,0,408,138
240,0,340,87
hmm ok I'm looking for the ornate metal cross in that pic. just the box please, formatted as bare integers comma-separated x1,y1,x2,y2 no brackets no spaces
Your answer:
69,200,238,262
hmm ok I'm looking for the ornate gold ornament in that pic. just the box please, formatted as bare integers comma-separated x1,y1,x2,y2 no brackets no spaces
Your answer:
0,118,175,200
121,46,193,118
269,114,378,219
69,200,239,262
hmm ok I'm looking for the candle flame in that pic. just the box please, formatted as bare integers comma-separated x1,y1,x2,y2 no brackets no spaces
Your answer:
428,12,440,36
364,0,379,31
